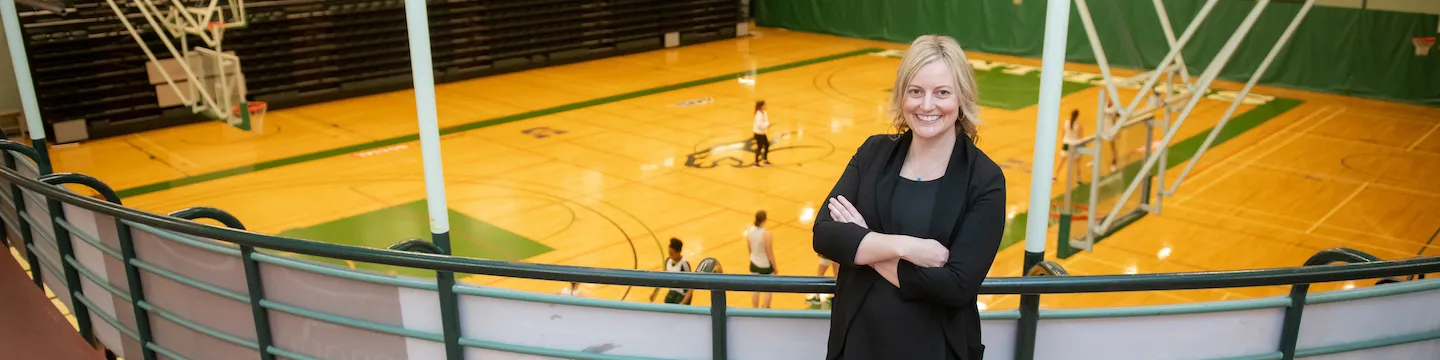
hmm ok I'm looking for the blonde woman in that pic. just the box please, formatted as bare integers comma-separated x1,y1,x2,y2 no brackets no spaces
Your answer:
813,35,1005,360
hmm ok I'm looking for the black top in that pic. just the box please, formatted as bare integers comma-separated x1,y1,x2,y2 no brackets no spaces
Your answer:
890,176,940,238
841,177,954,360
813,132,1008,360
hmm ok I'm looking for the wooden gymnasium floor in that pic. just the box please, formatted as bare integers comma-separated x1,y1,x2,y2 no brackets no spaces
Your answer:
40,27,1440,311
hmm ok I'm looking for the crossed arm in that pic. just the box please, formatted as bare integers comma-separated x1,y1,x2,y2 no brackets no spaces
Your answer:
893,177,1005,306
812,143,1006,307
812,139,913,270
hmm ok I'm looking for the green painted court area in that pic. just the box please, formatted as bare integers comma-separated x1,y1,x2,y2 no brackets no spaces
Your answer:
875,50,1092,110
279,200,552,277
972,68,1093,110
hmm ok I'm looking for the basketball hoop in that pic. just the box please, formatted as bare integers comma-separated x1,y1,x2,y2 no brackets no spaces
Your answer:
1413,37,1435,56
1050,201,1089,221
231,101,266,132
206,21,226,41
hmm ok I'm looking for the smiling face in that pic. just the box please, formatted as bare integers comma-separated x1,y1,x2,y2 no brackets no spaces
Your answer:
888,35,982,141
902,60,961,140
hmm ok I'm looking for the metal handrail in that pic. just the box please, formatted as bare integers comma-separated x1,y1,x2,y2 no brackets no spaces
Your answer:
5,170,1439,296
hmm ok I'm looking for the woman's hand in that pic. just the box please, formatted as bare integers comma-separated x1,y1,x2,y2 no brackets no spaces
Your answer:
898,236,949,268
830,195,947,267
827,195,868,229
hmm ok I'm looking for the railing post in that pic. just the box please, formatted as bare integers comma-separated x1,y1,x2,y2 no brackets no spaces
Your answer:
239,245,276,360
1277,248,1381,360
426,233,462,360
169,207,273,360
113,207,157,360
1016,293,1041,360
0,141,46,289
437,269,463,360
2,152,41,288
1016,259,1067,360
44,173,156,357
240,245,275,359
44,196,95,346
1278,284,1308,360
711,290,728,360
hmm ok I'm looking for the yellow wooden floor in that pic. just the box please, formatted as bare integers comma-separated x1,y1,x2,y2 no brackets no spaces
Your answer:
42,27,1440,310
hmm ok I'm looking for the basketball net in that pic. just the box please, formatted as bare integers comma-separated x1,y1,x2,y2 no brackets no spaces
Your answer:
1414,37,1435,56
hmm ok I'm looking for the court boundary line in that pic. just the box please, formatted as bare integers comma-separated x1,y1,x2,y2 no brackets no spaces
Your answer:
1175,104,1338,207
1242,162,1440,199
1308,182,1368,234
114,48,885,199
1164,202,1430,260
1408,122,1439,152
1174,197,1426,252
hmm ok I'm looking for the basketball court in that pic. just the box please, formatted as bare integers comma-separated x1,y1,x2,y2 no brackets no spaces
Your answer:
36,26,1440,311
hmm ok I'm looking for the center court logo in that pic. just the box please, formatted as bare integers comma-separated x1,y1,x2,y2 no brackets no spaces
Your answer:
683,131,835,169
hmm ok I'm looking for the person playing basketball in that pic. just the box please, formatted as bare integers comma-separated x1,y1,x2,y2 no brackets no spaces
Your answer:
747,210,777,308
1102,98,1122,171
649,238,693,305
558,282,585,297
1054,109,1084,183
807,256,839,306
752,100,772,167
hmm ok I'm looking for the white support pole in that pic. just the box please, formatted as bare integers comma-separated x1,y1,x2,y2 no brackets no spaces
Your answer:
1104,0,1220,141
113,0,222,114
1072,0,1125,129
165,0,202,34
1096,0,1272,233
1167,0,1314,195
1023,0,1072,262
1155,70,1173,215
1086,88,1104,241
1,0,51,171
1151,0,1193,86
404,0,448,245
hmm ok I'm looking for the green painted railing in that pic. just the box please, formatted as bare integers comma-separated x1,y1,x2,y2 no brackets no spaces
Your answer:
2,139,1439,360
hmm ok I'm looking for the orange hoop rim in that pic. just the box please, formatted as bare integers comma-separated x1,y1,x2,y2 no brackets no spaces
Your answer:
232,101,267,115
1413,37,1434,56
1049,201,1089,221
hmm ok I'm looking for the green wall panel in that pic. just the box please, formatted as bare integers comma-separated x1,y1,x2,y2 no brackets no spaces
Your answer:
756,0,1440,105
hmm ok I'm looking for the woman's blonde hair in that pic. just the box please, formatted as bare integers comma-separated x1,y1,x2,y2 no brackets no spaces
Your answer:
889,35,981,141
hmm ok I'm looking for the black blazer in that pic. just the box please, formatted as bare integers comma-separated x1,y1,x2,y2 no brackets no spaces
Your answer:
812,131,1007,360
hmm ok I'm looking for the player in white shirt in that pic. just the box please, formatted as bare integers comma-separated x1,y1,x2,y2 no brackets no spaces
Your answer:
747,210,776,308
650,238,693,305
1054,109,1084,183
752,100,772,166
808,257,838,306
